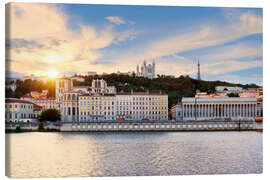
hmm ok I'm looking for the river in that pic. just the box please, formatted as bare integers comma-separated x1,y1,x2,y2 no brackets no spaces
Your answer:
5,131,262,178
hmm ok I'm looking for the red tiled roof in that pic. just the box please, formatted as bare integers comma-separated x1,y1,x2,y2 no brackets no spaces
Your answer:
6,98,33,104
6,98,42,111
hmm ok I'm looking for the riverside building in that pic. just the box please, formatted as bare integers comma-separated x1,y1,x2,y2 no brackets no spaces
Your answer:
170,103,182,121
78,94,116,121
116,91,168,121
5,98,42,123
181,97,258,121
55,78,168,122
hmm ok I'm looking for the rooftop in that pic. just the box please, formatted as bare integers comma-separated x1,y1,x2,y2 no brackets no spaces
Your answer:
6,98,42,110
182,97,257,103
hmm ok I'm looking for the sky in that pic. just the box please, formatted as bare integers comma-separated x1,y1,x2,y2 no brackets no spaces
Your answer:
5,3,263,85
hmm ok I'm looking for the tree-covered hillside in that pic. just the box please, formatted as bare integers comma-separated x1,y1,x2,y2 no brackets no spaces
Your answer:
8,73,259,110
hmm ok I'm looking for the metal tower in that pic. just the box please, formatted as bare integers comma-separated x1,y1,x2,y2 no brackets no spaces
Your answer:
197,60,201,80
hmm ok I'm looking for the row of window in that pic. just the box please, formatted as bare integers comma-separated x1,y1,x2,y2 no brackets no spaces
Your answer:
6,104,33,109
79,116,168,120
79,96,167,101
79,105,168,110
5,112,36,119
79,110,167,115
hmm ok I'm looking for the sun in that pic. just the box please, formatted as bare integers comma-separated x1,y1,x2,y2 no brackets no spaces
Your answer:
48,69,58,78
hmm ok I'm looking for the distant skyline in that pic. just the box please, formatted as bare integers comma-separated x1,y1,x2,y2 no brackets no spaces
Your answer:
5,3,262,85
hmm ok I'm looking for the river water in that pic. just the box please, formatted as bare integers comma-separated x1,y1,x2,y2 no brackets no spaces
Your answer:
5,131,262,178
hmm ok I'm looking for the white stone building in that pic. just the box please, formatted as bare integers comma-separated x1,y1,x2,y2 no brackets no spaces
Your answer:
5,98,41,123
170,103,182,121
78,94,116,121
116,91,168,121
55,78,168,122
181,97,258,121
136,60,155,79
90,79,116,94
77,91,168,122
215,86,243,94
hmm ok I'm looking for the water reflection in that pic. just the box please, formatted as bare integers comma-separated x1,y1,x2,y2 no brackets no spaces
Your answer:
6,131,262,178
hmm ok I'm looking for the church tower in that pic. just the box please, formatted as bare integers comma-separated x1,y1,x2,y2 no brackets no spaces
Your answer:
136,65,139,76
197,61,201,80
152,60,156,79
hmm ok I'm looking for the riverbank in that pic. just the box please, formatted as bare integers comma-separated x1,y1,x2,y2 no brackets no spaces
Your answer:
5,129,60,133
61,121,262,132
5,121,262,133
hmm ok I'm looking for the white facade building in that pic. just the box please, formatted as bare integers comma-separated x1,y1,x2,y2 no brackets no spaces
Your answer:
77,92,168,122
136,60,155,79
78,94,116,121
170,103,182,121
181,97,258,121
90,79,116,94
215,86,243,94
55,78,168,122
5,98,41,123
116,92,168,121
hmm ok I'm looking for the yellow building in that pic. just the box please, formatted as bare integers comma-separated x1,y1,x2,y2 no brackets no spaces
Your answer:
78,94,116,121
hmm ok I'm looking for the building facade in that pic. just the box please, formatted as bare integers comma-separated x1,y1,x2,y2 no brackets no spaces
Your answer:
170,103,182,121
5,98,41,123
181,97,258,121
90,79,116,94
215,86,243,94
78,94,116,121
77,92,168,122
136,60,155,79
55,78,168,122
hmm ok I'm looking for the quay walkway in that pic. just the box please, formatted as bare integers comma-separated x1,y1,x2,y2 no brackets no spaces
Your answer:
61,120,262,132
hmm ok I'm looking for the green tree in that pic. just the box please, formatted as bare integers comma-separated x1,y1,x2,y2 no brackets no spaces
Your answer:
5,87,14,98
39,109,61,122
227,93,239,97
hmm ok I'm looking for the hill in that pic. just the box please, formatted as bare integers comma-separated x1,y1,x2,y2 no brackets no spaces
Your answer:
8,73,259,110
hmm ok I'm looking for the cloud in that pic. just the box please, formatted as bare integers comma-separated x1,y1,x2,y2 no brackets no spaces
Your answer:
142,12,262,59
105,16,125,25
201,59,262,75
5,3,262,85
102,11,262,78
6,3,137,76
128,21,136,25
200,42,262,61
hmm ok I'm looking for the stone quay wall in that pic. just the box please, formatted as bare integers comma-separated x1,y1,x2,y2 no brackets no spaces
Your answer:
61,121,262,132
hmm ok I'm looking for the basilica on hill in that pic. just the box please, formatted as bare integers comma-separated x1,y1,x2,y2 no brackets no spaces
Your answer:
136,60,156,79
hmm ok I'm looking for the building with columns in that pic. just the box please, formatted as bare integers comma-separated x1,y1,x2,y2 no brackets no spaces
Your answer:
181,97,258,121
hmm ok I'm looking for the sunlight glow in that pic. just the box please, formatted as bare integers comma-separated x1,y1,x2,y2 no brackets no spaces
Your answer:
48,69,58,78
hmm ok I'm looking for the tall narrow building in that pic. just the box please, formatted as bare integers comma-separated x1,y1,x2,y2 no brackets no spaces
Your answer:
197,61,201,80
